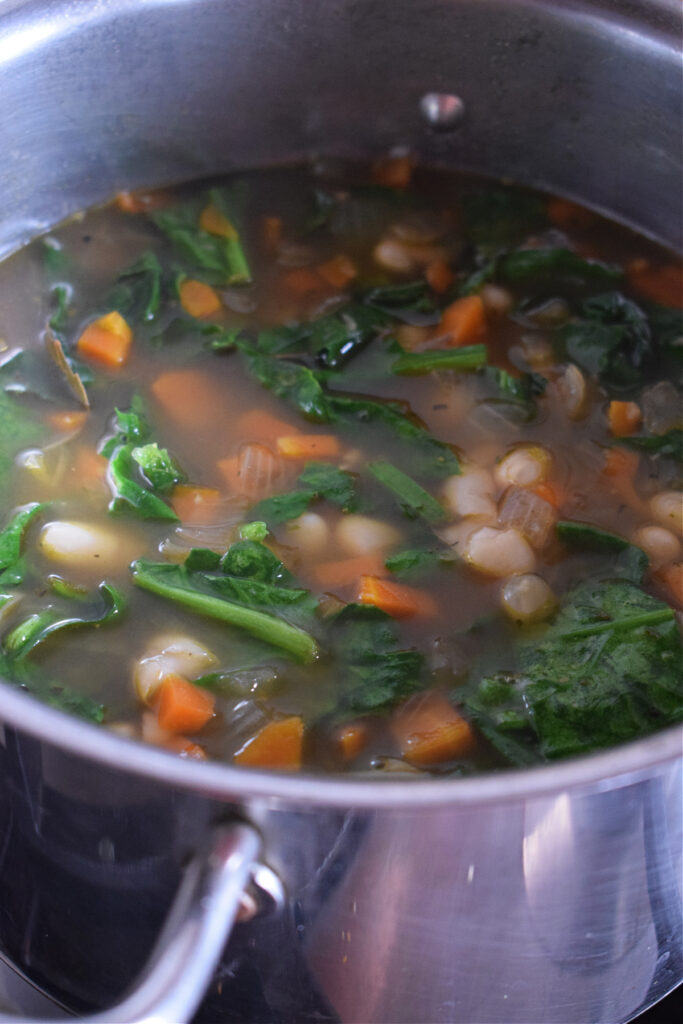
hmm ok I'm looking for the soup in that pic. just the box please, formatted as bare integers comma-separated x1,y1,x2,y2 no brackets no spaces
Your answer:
0,158,681,775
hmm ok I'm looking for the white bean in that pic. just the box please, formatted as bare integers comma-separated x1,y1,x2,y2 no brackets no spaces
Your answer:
501,574,556,623
336,514,402,556
557,363,588,420
633,524,681,566
464,526,536,577
480,284,514,315
442,468,497,520
649,492,683,536
494,446,552,489
372,238,416,274
134,635,218,705
39,520,138,573
285,512,329,555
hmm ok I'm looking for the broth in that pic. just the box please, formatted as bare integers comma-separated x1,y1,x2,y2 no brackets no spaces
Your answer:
0,158,681,775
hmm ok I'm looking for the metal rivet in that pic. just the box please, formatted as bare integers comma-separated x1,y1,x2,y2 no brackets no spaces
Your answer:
419,92,465,131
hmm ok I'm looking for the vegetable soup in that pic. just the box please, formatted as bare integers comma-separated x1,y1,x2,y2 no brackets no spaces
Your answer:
0,158,681,775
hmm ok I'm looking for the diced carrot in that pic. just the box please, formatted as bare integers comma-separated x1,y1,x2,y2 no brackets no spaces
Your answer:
277,434,341,460
69,446,108,491
237,409,299,445
335,722,368,762
76,311,132,368
372,154,414,189
178,278,222,319
357,575,438,619
439,295,486,347
533,481,566,510
627,259,683,309
151,369,220,429
261,215,283,252
392,691,476,766
316,254,358,290
199,202,238,239
171,484,222,524
218,442,284,499
156,674,215,734
165,736,208,760
47,410,88,433
280,268,323,295
608,400,642,437
603,448,647,514
547,197,597,230
234,716,304,770
654,562,683,609
115,189,171,214
425,259,454,295
314,554,388,588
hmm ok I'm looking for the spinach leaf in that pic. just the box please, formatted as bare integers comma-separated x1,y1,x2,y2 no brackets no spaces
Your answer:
0,649,105,723
310,304,388,369
479,366,547,421
392,345,487,375
48,284,71,334
252,489,317,525
461,187,547,259
498,249,622,291
327,603,425,714
108,445,179,520
253,463,356,524
131,543,319,663
132,442,185,494
616,429,683,464
100,397,150,456
108,251,163,323
385,546,458,579
556,521,648,582
465,580,682,763
0,504,45,587
244,352,331,422
368,461,445,522
562,292,652,391
0,390,46,505
3,582,126,661
364,280,440,324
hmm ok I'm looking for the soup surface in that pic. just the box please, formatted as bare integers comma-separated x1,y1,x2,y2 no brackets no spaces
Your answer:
0,158,681,775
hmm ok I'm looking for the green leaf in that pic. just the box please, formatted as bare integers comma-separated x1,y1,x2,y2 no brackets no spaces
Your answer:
556,520,648,581
616,429,683,464
3,582,126,661
392,345,487,375
478,366,547,422
0,504,45,587
461,186,547,258
108,251,163,323
0,649,104,723
310,304,388,369
0,391,46,509
465,580,682,763
244,352,331,422
498,249,622,291
252,489,317,525
48,284,71,334
239,520,269,542
297,462,356,508
385,546,458,579
562,292,652,391
108,445,178,521
368,461,445,522
364,279,437,322
131,442,185,494
100,397,150,457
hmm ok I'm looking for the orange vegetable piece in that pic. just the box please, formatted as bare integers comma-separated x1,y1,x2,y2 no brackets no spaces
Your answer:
627,259,683,309
372,154,414,189
179,278,222,319
115,189,171,214
547,197,597,230
392,691,476,766
237,409,299,445
533,481,566,510
281,268,323,295
277,434,341,460
335,722,369,762
68,446,108,492
439,295,486,347
234,716,304,770
425,259,454,295
608,400,642,437
156,674,215,734
314,554,387,588
602,448,647,515
171,485,223,524
48,410,88,433
655,562,683,609
199,202,238,239
218,442,284,499
357,575,438,619
151,369,220,429
76,311,132,368
165,736,208,760
317,254,358,290
261,215,283,252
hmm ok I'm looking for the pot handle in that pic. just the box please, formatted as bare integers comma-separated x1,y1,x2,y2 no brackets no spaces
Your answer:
0,821,265,1024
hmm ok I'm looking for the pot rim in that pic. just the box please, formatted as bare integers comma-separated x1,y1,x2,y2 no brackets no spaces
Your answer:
0,682,680,808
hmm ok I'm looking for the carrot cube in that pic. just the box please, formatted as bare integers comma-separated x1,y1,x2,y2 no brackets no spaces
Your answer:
357,575,438,619
392,691,476,765
156,674,215,734
277,434,341,460
608,400,642,437
76,311,132,368
179,278,222,319
234,716,304,770
171,485,223,524
317,254,358,290
439,295,486,347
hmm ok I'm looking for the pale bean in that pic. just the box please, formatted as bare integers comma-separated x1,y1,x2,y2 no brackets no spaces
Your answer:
372,238,416,274
480,284,514,315
134,635,219,705
285,512,329,555
442,468,497,520
464,526,536,577
494,446,552,489
336,514,402,556
649,492,683,535
633,524,681,566
39,520,139,574
501,574,556,623
556,363,588,420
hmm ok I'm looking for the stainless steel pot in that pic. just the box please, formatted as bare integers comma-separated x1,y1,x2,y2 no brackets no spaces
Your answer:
0,2,681,1022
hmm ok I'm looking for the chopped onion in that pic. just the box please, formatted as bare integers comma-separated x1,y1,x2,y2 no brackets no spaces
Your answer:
498,487,556,550
134,635,218,705
642,381,682,435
